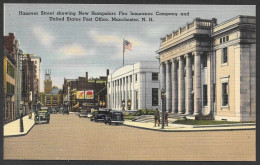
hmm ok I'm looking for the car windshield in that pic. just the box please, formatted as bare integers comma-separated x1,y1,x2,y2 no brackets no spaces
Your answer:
38,112,47,116
98,111,108,114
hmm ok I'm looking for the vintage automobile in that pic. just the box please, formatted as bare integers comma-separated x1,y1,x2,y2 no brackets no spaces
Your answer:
91,109,110,122
78,110,88,117
35,109,50,124
104,111,124,125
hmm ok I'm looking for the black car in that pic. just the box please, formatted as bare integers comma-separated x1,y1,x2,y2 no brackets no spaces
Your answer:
92,110,110,122
104,111,124,125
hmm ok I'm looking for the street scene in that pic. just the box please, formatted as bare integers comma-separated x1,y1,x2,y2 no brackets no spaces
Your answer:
3,4,256,161
4,113,256,161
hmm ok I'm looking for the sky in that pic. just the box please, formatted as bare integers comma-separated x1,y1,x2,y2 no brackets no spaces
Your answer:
4,4,255,91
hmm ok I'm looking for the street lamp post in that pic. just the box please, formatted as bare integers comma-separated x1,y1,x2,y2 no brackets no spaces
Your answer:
19,53,24,132
20,108,24,132
161,88,166,129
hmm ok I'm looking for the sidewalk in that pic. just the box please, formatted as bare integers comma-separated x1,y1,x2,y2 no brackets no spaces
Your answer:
123,120,256,132
4,113,35,137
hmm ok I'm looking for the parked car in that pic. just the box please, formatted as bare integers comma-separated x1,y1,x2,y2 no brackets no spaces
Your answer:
78,110,88,117
104,111,124,125
92,109,110,122
35,109,50,124
90,111,98,121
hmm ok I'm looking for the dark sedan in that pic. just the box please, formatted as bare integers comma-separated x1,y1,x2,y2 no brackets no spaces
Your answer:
92,110,110,122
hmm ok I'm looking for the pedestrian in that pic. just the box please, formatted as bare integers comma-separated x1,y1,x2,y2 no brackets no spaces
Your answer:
154,109,159,127
164,111,168,126
28,112,32,119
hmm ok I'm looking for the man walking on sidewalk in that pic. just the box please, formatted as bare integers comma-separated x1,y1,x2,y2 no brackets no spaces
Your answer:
154,109,160,127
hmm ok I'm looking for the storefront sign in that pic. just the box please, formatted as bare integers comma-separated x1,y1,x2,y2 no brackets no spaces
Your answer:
85,90,94,99
77,91,85,99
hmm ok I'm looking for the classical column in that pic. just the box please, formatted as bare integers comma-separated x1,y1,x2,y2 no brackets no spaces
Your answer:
171,58,178,113
178,56,185,114
185,54,193,115
193,52,202,115
166,61,172,112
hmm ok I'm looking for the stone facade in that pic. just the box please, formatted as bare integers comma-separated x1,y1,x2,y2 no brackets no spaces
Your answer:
107,61,160,111
156,15,255,121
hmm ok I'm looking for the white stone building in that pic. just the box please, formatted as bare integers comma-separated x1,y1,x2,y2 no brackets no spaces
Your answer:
107,61,160,111
156,15,255,121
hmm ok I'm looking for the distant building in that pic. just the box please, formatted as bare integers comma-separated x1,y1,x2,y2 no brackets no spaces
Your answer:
27,54,41,92
156,15,255,121
45,87,61,107
107,61,160,111
21,54,37,112
44,70,52,94
62,70,108,111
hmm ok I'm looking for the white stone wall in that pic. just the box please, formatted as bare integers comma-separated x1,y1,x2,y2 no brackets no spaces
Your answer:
107,61,159,111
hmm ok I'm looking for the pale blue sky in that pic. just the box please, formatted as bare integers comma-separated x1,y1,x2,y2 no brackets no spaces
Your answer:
4,4,255,91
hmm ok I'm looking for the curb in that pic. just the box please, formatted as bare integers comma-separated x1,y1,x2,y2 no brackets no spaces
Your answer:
123,124,256,132
4,123,35,138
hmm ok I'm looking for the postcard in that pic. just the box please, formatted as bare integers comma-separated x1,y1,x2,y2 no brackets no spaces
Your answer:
3,3,256,161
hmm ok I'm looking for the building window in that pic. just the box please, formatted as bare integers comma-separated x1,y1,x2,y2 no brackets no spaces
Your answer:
222,82,229,106
220,35,229,44
152,73,159,81
222,47,228,64
152,88,159,106
201,55,207,68
203,85,207,106
135,74,137,82
7,62,15,78
7,82,14,94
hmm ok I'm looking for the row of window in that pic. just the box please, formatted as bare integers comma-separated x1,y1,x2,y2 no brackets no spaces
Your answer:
7,62,15,78
109,83,228,108
220,35,229,44
109,73,159,88
109,88,159,107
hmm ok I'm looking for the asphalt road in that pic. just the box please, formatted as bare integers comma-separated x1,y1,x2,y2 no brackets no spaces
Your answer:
4,113,256,161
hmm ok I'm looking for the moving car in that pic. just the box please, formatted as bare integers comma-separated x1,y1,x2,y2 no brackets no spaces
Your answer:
35,109,50,124
104,111,124,125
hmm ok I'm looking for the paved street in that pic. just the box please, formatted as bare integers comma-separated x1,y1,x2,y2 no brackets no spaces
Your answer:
4,114,255,161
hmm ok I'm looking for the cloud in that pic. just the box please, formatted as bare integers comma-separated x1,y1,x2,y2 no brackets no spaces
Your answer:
59,43,89,56
87,30,148,59
32,26,54,47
